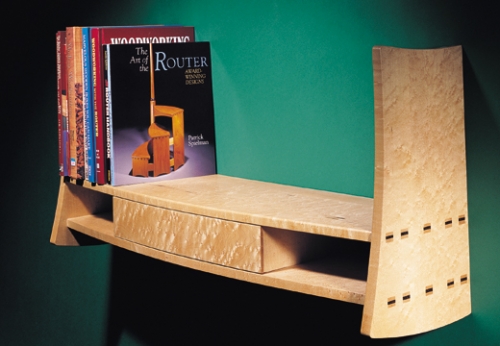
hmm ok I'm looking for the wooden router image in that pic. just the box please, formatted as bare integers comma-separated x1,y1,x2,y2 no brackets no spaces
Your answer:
131,44,185,178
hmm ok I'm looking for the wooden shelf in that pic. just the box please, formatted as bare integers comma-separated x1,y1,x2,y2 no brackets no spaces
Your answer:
53,174,371,304
72,174,373,240
51,45,471,338
67,209,368,305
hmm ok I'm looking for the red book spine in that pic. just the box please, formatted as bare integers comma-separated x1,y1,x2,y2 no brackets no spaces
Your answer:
91,28,107,184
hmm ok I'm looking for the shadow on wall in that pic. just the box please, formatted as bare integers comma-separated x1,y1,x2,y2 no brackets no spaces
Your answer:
103,246,411,345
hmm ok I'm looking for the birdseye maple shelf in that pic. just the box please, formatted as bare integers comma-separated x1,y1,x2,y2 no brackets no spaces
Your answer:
53,175,372,304
51,45,471,338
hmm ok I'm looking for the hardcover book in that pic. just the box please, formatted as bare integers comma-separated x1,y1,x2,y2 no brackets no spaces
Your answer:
60,33,70,177
66,26,85,179
105,42,216,186
90,25,195,184
56,31,65,176
82,27,95,182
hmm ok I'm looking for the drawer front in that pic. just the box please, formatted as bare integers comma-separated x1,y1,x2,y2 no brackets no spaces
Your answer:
114,197,265,272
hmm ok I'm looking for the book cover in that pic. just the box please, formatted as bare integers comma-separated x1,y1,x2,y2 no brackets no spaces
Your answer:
91,26,195,184
105,42,216,186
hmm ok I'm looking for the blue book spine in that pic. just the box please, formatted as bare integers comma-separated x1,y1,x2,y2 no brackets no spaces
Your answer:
82,27,96,182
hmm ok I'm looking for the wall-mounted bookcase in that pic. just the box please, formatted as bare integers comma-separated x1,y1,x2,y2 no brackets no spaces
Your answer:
51,46,471,338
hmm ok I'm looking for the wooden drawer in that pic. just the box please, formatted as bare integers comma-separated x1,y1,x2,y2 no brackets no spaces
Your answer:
113,197,327,273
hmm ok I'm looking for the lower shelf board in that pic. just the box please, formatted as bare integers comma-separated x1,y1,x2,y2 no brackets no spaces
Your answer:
67,213,367,305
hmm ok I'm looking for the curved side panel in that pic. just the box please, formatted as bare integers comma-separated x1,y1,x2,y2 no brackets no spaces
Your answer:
51,177,112,246
361,46,471,338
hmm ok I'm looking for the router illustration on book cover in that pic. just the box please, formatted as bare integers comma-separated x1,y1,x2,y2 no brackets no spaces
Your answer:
91,25,195,184
105,42,216,186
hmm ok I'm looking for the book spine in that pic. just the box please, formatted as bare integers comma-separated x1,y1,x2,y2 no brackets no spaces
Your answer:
66,26,86,179
91,28,107,184
56,31,63,176
61,34,69,176
82,27,95,183
74,27,85,180
66,27,77,178
103,44,112,184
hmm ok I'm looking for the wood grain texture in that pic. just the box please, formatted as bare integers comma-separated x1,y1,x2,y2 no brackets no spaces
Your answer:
67,213,367,304
114,198,341,273
51,178,112,245
111,175,373,241
261,227,335,273
62,174,373,241
114,197,264,272
361,46,470,338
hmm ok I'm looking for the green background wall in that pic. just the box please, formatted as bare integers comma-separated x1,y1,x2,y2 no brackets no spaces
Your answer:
2,0,499,344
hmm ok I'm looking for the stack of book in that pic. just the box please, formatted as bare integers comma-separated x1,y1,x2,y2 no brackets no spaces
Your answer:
56,25,217,186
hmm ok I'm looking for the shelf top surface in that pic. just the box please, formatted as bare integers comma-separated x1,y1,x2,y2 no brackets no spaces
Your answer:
83,174,373,241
